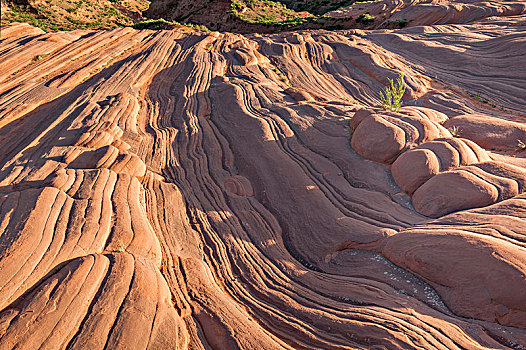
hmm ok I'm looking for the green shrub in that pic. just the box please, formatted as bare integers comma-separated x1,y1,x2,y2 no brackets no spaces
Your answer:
231,0,245,12
393,19,408,27
356,13,375,24
448,126,461,137
379,72,405,112
132,18,177,30
179,23,208,32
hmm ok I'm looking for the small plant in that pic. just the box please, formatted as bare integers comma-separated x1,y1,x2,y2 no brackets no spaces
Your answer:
518,140,526,150
393,19,408,27
468,91,507,111
470,93,494,106
448,126,461,137
356,13,375,24
271,64,290,86
33,54,49,62
379,72,406,112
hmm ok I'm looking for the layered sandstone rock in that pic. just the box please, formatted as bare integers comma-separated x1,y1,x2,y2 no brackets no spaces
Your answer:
1,11,526,348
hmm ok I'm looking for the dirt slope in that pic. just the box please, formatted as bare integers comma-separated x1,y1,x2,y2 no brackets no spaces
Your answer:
0,0,149,31
145,0,526,32
1,4,526,348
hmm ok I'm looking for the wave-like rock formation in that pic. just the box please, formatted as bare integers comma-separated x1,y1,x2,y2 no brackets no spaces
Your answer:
1,15,526,349
328,0,526,28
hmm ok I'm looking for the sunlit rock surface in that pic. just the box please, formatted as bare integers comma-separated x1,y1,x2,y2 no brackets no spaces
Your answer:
1,8,526,348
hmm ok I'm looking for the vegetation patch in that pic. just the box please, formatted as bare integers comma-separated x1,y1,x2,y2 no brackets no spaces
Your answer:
32,53,49,61
1,0,385,32
448,126,461,137
392,19,408,27
470,93,497,108
468,92,509,111
132,18,177,29
229,0,356,31
132,18,209,31
356,13,375,24
270,63,291,86
231,0,313,26
379,72,405,112
277,0,362,16
1,0,149,31
184,23,210,32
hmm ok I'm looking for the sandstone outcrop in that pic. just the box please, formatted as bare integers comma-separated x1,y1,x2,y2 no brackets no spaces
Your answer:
1,11,526,348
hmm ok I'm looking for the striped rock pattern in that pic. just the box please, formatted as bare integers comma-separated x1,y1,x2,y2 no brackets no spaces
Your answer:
1,12,526,349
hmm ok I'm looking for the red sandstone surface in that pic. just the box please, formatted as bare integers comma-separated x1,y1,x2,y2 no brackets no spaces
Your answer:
1,2,526,347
